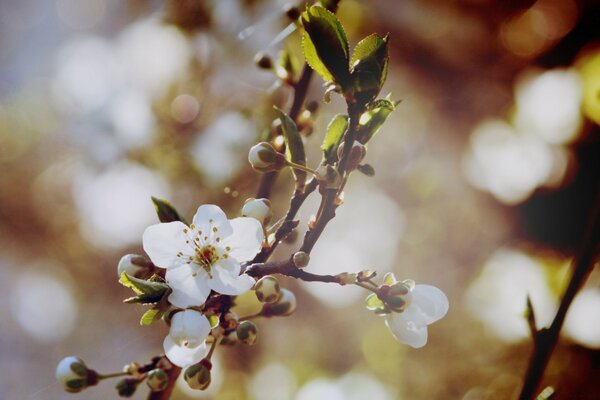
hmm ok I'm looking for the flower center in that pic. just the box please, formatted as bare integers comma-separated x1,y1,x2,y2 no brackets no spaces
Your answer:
179,221,232,278
194,245,219,277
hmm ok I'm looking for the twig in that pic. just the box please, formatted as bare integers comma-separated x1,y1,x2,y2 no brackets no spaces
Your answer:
256,65,314,199
518,186,600,400
246,259,341,283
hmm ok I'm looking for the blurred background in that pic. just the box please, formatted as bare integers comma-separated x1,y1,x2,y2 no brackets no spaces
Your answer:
1,0,599,399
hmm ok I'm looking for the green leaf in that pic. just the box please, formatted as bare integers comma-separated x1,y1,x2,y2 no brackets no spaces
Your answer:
321,114,348,163
356,97,398,144
119,272,170,304
140,308,162,326
365,293,385,310
207,314,220,329
349,34,390,104
301,5,349,86
275,107,306,186
151,197,186,224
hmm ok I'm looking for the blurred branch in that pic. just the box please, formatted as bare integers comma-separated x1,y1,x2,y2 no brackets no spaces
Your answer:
519,184,600,400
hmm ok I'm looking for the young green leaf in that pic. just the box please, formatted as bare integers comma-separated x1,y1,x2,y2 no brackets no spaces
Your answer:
301,5,349,86
356,97,399,144
151,197,186,224
321,114,349,163
140,308,162,326
275,107,306,187
365,293,385,310
349,33,390,105
119,272,170,304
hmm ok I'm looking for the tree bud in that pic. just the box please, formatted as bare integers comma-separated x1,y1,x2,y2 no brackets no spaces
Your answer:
146,368,169,392
117,254,149,278
236,320,259,345
292,251,310,268
248,142,287,172
357,163,375,176
262,288,297,317
315,165,342,189
116,377,140,397
242,198,272,225
254,52,273,69
184,360,212,390
337,140,366,171
283,3,301,20
56,356,97,393
254,275,281,303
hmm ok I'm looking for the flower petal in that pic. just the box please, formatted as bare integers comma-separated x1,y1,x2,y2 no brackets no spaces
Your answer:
222,217,263,262
411,284,449,325
166,265,212,307
208,259,255,296
143,221,191,269
170,310,211,346
163,335,207,368
192,204,232,238
385,312,429,348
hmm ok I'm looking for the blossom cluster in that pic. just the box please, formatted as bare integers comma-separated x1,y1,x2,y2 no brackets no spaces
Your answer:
142,204,264,368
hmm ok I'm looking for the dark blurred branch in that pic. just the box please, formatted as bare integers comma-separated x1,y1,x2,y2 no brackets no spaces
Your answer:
519,185,600,400
256,65,314,199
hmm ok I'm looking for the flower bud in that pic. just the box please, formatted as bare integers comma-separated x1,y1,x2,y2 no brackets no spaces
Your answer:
315,165,342,189
222,312,239,331
292,251,310,268
56,356,98,393
261,288,296,317
242,198,272,225
248,142,287,172
146,368,169,392
236,320,258,345
184,360,212,390
254,275,281,303
254,52,273,69
337,140,366,171
357,163,375,177
116,377,140,397
283,3,301,20
117,254,149,278
336,272,357,285
283,228,298,244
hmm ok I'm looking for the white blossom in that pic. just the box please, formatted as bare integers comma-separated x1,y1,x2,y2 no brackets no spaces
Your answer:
385,283,448,348
163,310,210,367
143,204,262,307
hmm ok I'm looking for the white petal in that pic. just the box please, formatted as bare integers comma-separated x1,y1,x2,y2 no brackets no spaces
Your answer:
163,335,207,368
222,217,263,262
208,259,255,295
143,221,191,269
385,312,429,348
166,265,212,307
192,204,232,238
411,284,449,325
170,310,211,345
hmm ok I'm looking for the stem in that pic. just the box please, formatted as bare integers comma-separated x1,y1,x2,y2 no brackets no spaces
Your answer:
354,281,379,294
256,65,314,199
246,259,340,283
518,187,600,400
98,371,128,380
286,161,318,176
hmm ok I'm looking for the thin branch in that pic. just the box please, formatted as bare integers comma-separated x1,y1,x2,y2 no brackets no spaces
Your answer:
519,186,600,400
256,65,314,199
246,259,341,283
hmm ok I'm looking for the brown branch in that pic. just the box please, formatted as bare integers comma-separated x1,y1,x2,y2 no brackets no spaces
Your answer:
518,186,600,400
246,259,341,283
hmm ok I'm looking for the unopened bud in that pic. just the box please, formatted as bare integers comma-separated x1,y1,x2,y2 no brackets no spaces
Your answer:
284,3,301,20
222,312,239,330
315,165,342,189
116,377,140,397
305,100,319,113
56,356,97,393
338,140,366,171
242,198,272,225
292,251,310,268
236,320,258,345
146,368,169,392
254,52,273,69
122,362,143,379
184,360,212,390
255,275,281,303
337,272,357,285
357,163,375,177
117,254,149,278
248,142,287,172
283,228,298,244
262,288,296,317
